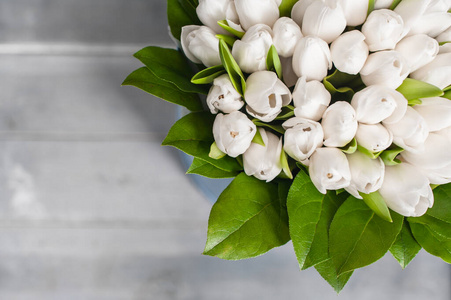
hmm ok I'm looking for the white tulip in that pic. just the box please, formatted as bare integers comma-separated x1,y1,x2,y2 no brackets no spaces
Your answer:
410,53,451,89
196,0,240,34
361,9,404,52
339,0,369,26
360,50,410,89
379,162,434,217
383,107,429,153
322,101,358,147
330,30,369,75
413,97,451,132
280,57,298,88
292,36,332,81
355,123,393,152
243,128,283,182
395,34,439,72
374,0,393,9
291,0,315,27
234,0,280,31
436,27,451,43
292,77,331,122
302,0,347,44
206,74,244,114
213,111,257,158
309,147,351,194
408,10,451,37
272,17,303,58
394,0,431,37
181,25,221,67
401,128,451,184
282,117,324,163
351,85,408,125
232,24,273,74
345,151,385,199
245,71,291,122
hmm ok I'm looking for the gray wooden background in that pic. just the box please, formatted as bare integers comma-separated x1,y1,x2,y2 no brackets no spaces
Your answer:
0,1,449,299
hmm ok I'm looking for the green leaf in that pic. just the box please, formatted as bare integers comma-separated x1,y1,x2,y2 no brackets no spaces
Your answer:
204,173,290,259
251,128,265,146
329,197,404,276
280,150,293,179
396,78,444,101
187,158,238,178
216,34,236,47
253,120,285,134
122,67,203,111
323,70,360,102
167,0,200,41
279,0,297,17
134,46,208,94
390,0,402,10
389,222,422,269
191,65,226,85
368,0,375,15
219,39,247,95
443,89,451,100
340,138,357,154
315,261,353,293
408,183,451,263
209,142,226,159
162,112,242,172
408,99,423,106
380,146,404,166
217,20,245,39
274,105,295,120
357,145,383,159
287,171,328,269
360,191,393,223
266,45,283,79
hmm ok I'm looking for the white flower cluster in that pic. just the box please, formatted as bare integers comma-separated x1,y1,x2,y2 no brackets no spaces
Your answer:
181,0,451,217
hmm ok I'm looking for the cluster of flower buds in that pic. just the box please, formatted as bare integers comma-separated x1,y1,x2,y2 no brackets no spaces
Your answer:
181,0,451,217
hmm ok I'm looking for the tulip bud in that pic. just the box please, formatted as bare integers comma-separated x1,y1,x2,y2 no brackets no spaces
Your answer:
207,74,244,114
413,97,451,132
330,30,369,75
292,36,332,81
234,0,280,31
322,101,358,147
408,10,451,38
345,151,385,199
355,123,393,152
291,0,315,27
302,0,347,44
379,162,434,217
360,50,410,89
394,0,431,37
181,25,221,67
410,53,451,90
339,0,369,26
272,17,303,58
292,77,331,122
395,34,439,72
374,0,393,10
245,71,292,122
196,0,240,34
282,117,324,163
401,128,451,184
213,111,257,158
361,9,404,52
280,57,298,88
309,147,351,194
351,85,408,125
232,24,273,74
383,107,429,153
243,128,283,182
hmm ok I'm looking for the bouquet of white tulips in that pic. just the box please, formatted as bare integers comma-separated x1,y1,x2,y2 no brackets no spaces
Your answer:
124,0,451,291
